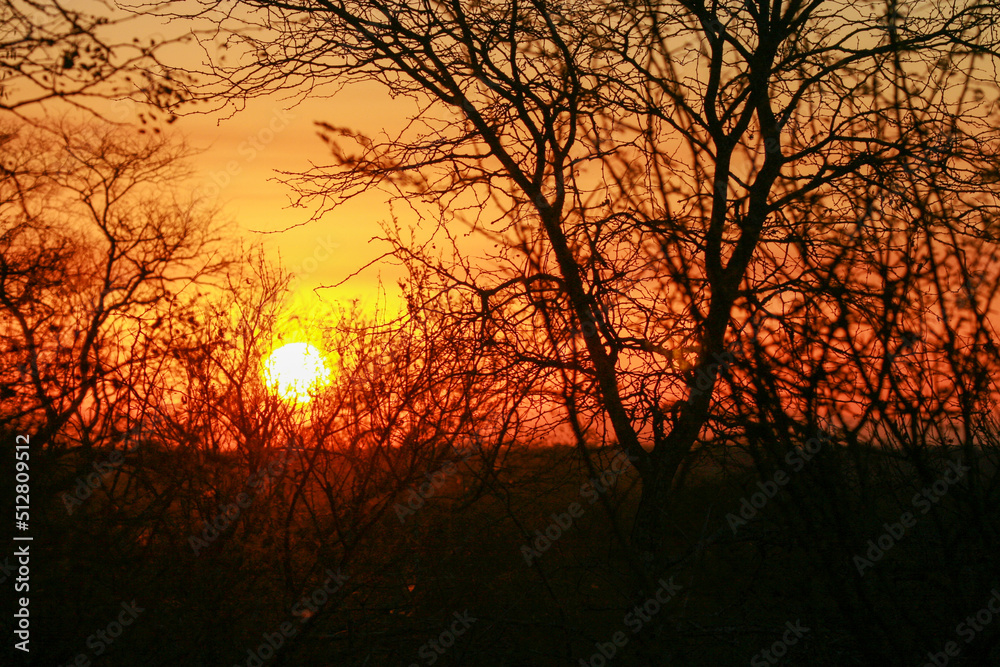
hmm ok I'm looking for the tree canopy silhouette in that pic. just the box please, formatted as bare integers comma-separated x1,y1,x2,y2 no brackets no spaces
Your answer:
0,118,227,446
1,0,190,121
153,0,1000,570
1,0,999,664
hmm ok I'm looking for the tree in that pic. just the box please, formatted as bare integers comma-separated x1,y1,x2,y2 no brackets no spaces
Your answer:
163,0,1000,533
0,117,227,448
148,2,1000,659
0,0,191,121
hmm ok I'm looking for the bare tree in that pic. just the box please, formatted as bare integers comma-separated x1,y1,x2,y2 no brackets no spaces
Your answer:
0,0,192,122
157,0,1000,546
121,251,524,664
0,117,228,448
132,0,1000,661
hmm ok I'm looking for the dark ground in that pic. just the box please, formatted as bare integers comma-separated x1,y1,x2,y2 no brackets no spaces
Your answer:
3,437,999,666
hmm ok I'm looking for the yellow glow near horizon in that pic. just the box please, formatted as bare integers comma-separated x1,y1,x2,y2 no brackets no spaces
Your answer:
263,342,331,403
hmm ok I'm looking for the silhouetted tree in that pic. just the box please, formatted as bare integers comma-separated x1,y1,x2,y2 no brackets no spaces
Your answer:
1,0,190,120
0,117,227,448
139,0,1000,662
158,0,1000,547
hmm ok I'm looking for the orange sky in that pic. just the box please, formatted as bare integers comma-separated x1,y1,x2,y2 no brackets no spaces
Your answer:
169,87,415,319
67,7,429,322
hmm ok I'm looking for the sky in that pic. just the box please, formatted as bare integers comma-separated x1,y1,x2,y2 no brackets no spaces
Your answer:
61,5,430,323
170,88,413,318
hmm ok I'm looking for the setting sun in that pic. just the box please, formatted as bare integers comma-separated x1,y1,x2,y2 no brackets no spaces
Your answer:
263,342,331,403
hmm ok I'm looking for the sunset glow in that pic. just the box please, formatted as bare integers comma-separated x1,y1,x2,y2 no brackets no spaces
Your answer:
263,342,331,403
7,0,1000,662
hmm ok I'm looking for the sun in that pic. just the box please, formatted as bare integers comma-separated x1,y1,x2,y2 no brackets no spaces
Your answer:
263,342,331,403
